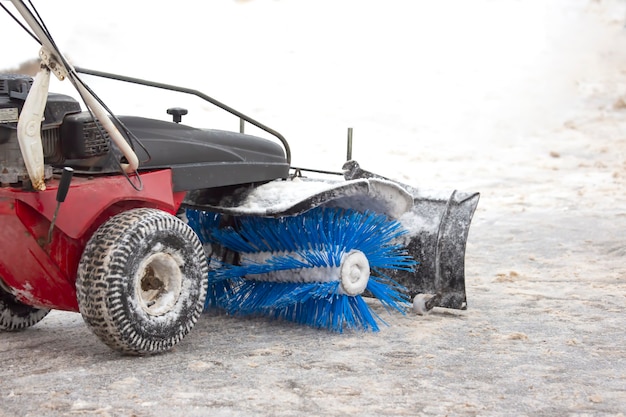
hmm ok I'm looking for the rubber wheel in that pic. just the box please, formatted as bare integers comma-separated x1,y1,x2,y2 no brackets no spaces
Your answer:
76,208,208,354
0,286,50,331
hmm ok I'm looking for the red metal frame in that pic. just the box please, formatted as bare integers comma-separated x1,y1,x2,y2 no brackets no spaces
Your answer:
0,169,186,311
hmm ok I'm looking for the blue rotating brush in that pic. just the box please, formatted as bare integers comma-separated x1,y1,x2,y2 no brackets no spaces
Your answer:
188,207,417,332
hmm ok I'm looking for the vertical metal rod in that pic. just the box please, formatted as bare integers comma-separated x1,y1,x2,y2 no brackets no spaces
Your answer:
239,118,245,133
346,127,353,161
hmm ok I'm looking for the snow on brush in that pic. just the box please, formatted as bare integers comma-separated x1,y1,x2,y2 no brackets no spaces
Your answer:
223,177,342,213
216,176,413,218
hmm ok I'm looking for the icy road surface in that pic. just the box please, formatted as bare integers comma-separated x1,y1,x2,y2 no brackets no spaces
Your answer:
2,0,626,415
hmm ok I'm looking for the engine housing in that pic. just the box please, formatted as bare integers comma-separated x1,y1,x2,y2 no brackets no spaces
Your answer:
0,74,111,187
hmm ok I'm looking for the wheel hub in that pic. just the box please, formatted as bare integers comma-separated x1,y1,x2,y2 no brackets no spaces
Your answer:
136,252,183,316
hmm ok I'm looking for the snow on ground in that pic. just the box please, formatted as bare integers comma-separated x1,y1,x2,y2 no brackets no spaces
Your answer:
2,0,626,416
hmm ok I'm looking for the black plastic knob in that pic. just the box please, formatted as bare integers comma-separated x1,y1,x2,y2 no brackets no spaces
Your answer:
167,107,188,123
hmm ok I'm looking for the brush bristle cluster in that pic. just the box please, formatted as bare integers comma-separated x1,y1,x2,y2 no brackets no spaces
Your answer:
186,207,417,332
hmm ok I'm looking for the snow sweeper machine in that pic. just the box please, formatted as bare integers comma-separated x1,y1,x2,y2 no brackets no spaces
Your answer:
0,1,479,354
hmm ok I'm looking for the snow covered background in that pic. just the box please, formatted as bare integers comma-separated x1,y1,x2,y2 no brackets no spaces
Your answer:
2,0,626,416
4,0,623,182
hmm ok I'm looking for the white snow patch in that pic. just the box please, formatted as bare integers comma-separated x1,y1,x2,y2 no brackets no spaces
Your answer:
233,178,338,213
8,282,49,309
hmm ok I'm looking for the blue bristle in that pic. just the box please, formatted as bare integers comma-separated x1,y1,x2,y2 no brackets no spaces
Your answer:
212,272,413,332
203,260,235,310
185,209,231,309
185,209,221,245
212,209,414,270
196,207,418,332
